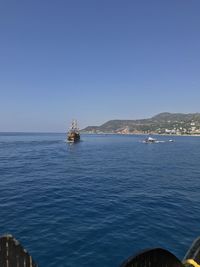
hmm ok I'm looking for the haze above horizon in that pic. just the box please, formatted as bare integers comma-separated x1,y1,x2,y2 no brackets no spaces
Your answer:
1,0,200,132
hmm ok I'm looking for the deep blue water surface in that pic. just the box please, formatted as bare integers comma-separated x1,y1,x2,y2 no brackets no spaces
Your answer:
0,133,200,267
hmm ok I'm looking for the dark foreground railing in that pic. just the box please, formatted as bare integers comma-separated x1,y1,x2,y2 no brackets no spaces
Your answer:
1,234,200,267
120,248,184,267
0,235,37,267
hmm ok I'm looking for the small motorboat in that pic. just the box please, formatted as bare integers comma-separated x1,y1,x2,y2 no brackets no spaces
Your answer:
143,136,157,143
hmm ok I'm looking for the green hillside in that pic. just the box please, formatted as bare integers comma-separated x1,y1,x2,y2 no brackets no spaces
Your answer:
82,112,200,135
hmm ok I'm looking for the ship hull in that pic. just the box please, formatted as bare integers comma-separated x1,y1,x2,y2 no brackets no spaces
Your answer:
67,133,80,143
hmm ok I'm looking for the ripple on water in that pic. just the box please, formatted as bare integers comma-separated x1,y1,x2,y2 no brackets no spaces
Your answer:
0,134,200,266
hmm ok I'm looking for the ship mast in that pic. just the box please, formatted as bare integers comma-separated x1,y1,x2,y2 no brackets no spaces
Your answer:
70,120,79,132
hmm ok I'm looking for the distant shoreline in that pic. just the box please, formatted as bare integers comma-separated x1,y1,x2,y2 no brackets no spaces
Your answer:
82,112,200,136
81,132,200,137
0,131,200,137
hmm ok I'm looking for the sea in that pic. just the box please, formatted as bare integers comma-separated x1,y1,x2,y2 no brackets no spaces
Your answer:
0,133,200,267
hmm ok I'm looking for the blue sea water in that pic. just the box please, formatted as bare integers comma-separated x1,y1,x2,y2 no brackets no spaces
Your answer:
0,133,200,267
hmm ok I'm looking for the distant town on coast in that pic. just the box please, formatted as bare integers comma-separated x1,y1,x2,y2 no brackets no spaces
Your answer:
82,112,200,135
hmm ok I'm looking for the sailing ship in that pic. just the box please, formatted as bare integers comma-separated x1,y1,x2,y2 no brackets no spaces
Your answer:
67,120,80,142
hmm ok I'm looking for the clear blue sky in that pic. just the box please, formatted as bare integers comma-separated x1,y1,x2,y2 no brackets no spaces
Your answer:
0,0,200,132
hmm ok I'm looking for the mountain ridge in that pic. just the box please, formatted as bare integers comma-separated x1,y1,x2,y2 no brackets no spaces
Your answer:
82,112,200,135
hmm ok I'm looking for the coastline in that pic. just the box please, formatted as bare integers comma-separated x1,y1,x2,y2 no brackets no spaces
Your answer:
81,132,200,137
